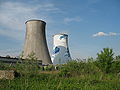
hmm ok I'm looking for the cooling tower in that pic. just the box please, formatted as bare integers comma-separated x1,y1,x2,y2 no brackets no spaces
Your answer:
51,34,71,64
23,20,52,64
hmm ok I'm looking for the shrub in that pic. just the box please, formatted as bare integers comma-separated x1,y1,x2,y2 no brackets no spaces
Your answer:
59,60,101,77
95,48,114,73
59,67,71,77
15,60,39,77
111,60,120,73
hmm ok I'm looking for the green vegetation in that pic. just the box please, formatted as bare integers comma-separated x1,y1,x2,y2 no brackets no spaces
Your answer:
95,48,114,73
0,48,120,90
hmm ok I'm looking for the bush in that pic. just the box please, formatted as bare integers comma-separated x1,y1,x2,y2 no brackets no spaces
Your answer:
95,48,114,73
0,60,40,77
15,61,39,77
59,60,101,77
59,67,71,77
111,60,120,73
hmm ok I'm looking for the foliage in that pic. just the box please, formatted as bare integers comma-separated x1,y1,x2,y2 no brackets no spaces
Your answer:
59,60,101,77
115,55,120,60
0,73,120,90
15,61,39,77
0,52,40,77
26,51,38,61
95,48,114,73
0,48,120,89
111,60,120,73
0,62,11,70
0,58,120,89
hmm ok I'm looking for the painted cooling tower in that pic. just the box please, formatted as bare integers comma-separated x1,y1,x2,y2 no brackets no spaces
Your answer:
51,34,71,64
23,20,52,64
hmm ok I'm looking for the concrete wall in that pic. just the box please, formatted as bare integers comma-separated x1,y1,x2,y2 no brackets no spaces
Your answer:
0,57,19,63
23,20,52,64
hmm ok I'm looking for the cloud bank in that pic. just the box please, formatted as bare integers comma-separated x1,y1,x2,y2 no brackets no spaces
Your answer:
93,32,120,37
0,1,62,56
0,1,60,40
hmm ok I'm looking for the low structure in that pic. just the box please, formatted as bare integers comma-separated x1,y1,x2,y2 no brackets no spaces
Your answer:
0,56,42,65
0,56,19,63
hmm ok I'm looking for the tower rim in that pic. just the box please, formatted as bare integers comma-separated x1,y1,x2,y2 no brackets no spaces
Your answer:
52,33,68,37
25,19,46,24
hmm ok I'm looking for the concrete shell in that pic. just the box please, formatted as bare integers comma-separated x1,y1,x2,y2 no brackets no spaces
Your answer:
52,34,71,64
23,20,52,64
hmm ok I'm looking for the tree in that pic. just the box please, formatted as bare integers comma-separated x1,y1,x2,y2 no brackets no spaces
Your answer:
96,48,114,73
27,51,37,61
115,55,120,60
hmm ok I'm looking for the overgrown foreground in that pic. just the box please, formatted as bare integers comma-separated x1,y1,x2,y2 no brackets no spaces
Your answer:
0,73,120,90
0,48,120,90
0,60,120,90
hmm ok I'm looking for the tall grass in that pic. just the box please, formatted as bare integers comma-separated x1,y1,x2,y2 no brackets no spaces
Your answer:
0,59,120,90
0,73,120,90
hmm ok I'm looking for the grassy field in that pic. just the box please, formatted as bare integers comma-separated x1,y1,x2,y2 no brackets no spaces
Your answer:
0,48,120,90
0,60,120,90
0,73,120,90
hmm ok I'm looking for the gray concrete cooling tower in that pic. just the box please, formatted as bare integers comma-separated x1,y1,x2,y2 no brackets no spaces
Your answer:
23,20,52,64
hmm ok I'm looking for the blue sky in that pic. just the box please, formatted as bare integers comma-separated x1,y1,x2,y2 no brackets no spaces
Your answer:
0,0,120,59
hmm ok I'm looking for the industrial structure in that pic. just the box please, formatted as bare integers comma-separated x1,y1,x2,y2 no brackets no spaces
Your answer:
0,56,42,65
51,34,71,64
23,20,52,64
0,20,72,65
0,56,19,63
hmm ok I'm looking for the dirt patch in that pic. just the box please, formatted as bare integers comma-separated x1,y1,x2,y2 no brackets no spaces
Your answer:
0,70,14,80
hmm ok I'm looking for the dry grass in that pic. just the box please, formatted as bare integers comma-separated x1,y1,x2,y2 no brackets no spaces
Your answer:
39,71,60,74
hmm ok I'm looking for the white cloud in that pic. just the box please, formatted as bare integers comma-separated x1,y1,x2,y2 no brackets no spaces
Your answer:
93,32,120,37
64,17,81,24
0,1,60,40
109,32,120,36
93,32,107,37
0,1,62,56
